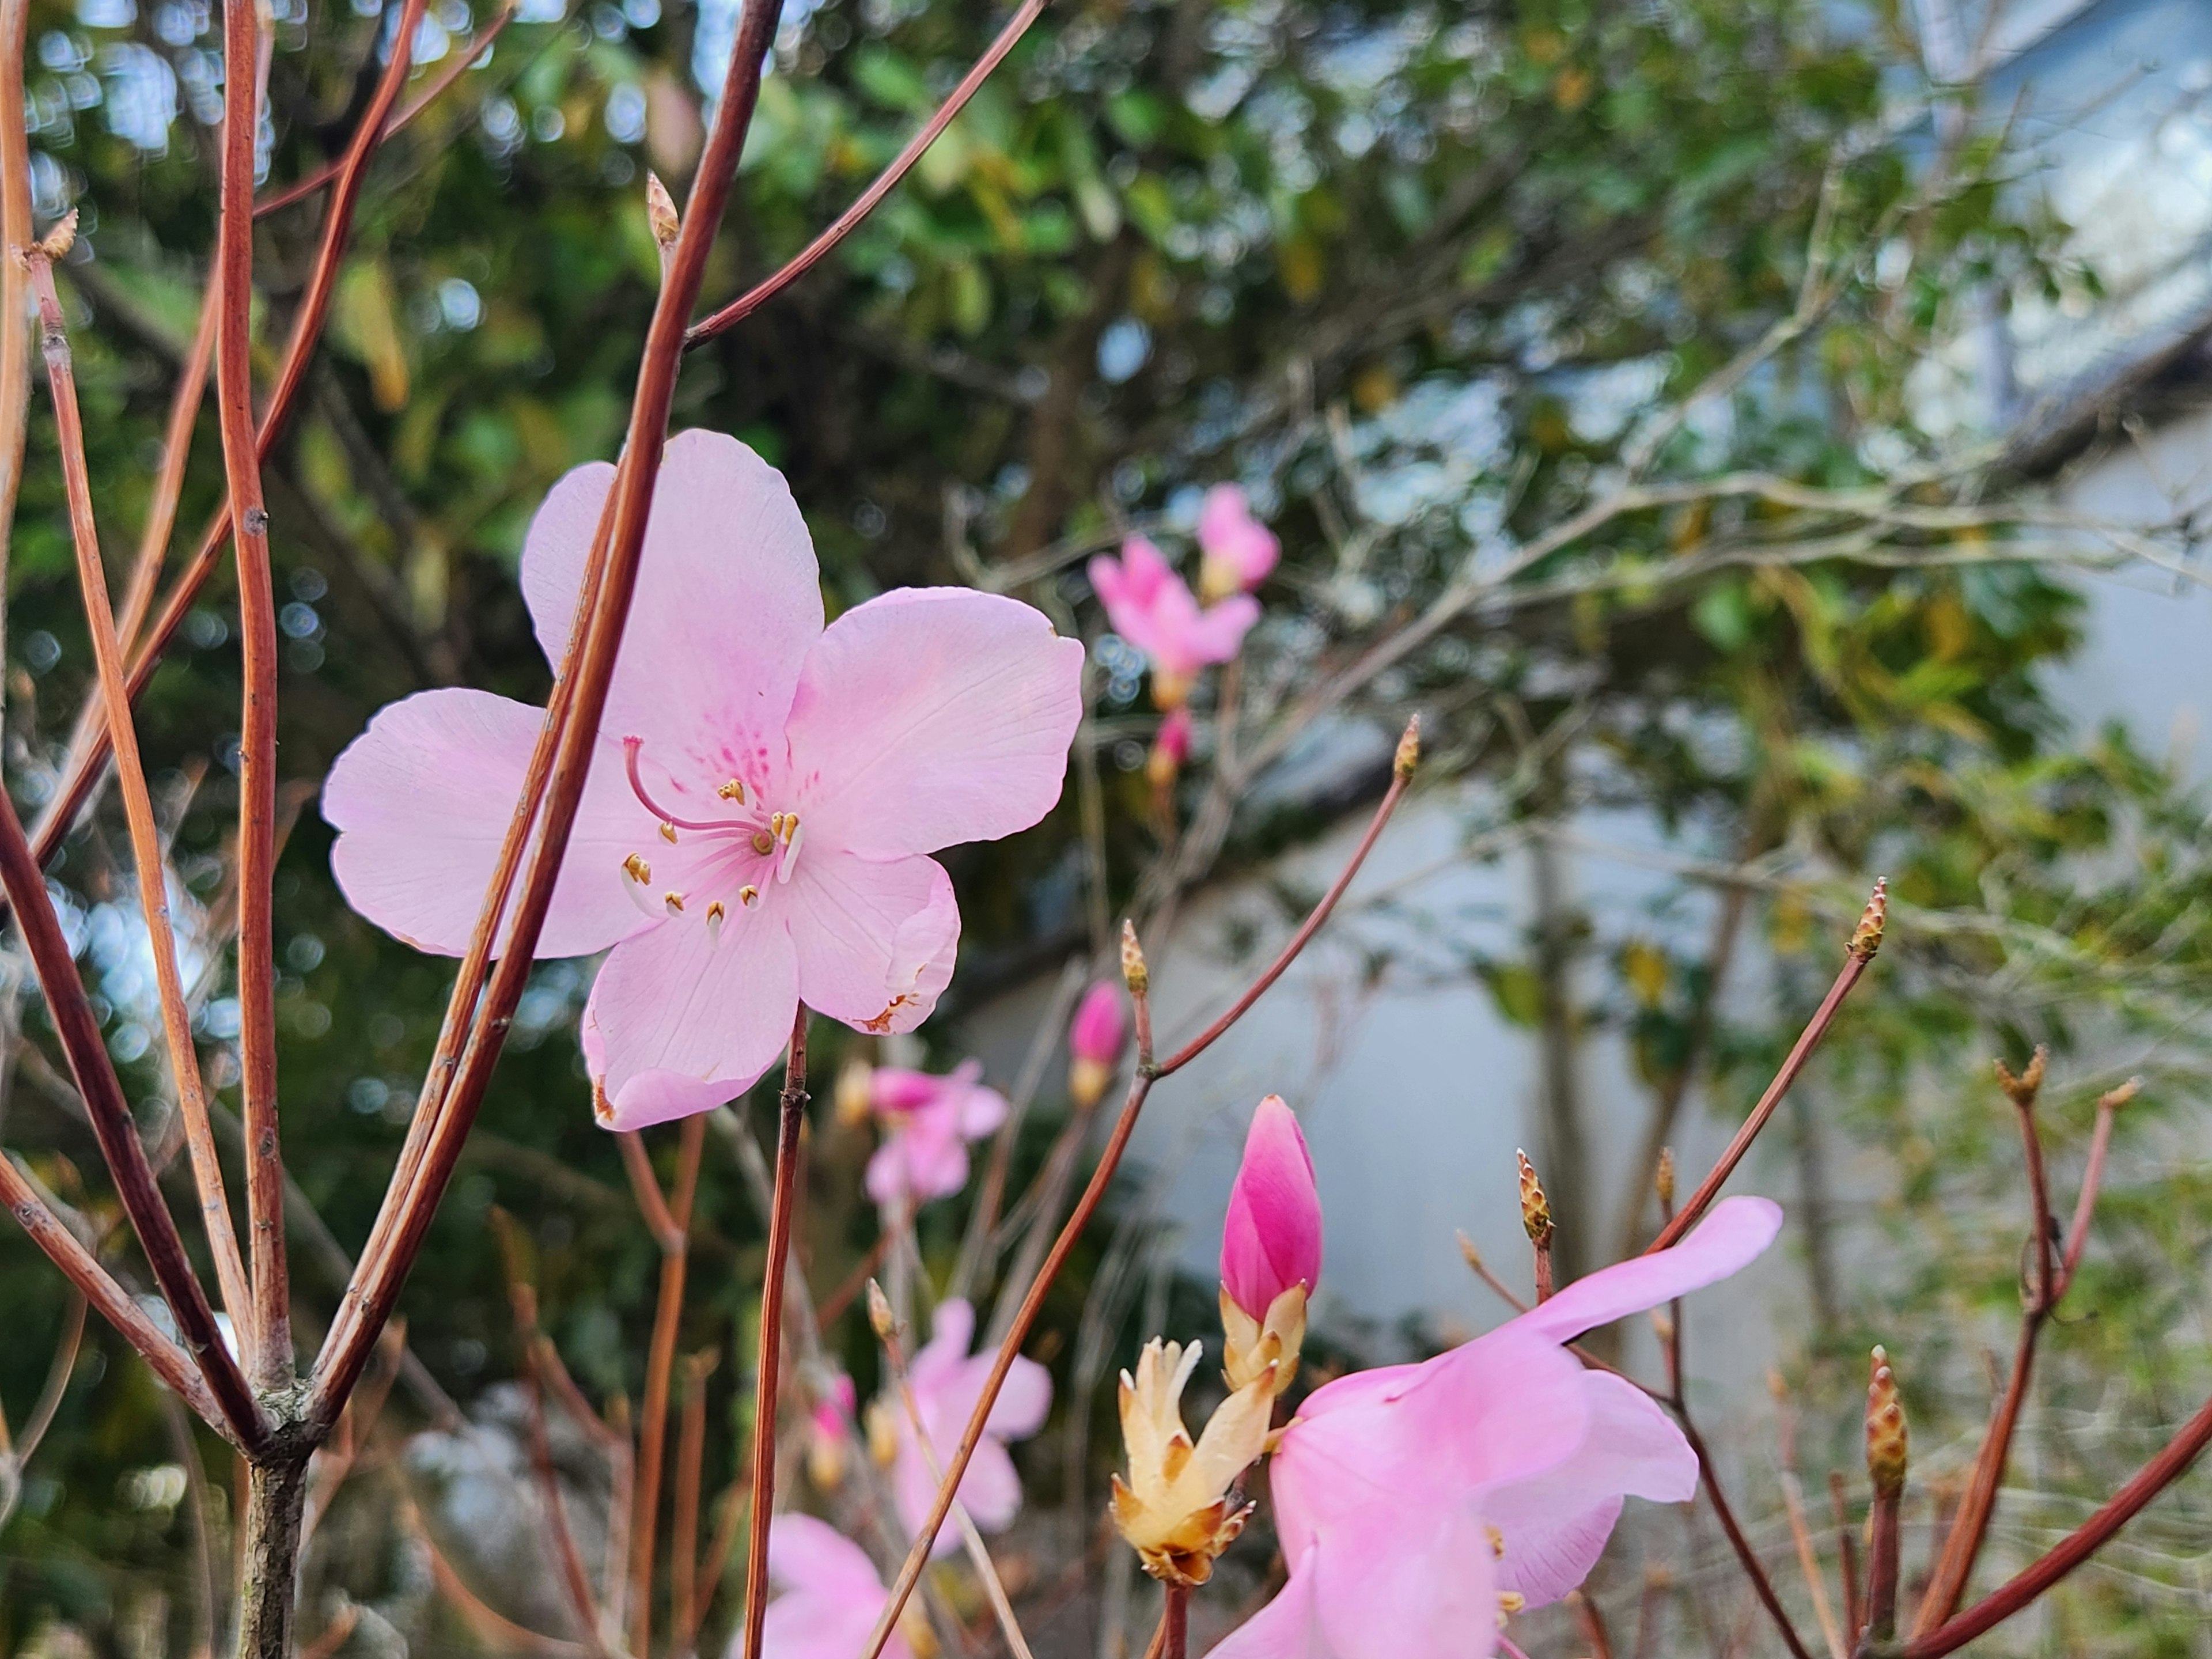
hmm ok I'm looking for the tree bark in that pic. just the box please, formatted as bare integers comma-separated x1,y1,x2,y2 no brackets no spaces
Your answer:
236,1449,313,1659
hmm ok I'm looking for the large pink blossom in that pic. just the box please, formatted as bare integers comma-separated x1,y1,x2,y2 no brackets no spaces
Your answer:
1089,537,1258,707
1196,484,1279,601
746,1513,914,1659
1221,1095,1322,1320
324,431,1085,1131
882,1297,1051,1558
1211,1198,1783,1659
865,1059,1007,1206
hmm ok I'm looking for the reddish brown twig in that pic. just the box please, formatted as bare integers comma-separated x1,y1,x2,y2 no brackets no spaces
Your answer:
0,0,33,626
308,0,785,1432
1457,1232,1532,1313
255,0,521,218
861,741,1416,1659
1677,1411,1815,1659
216,0,292,1395
2058,1080,2135,1300
299,1603,362,1659
1829,1471,1862,1645
404,1493,594,1657
0,1154,225,1426
1904,1383,2212,1656
1910,1053,2062,1637
670,1348,719,1659
630,1112,708,1658
22,243,256,1344
1650,880,1885,1252
119,285,218,653
1569,1589,1616,1659
739,1009,810,1659
1864,1348,1908,1649
0,785,262,1448
685,0,1050,347
1162,1583,1190,1659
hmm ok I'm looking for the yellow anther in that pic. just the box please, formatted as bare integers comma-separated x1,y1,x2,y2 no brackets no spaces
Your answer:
1497,1592,1525,1616
706,900,726,923
1486,1525,1505,1559
623,853,652,885
739,885,760,907
782,812,800,841
752,830,775,855
664,891,685,914
718,778,747,802
658,821,677,844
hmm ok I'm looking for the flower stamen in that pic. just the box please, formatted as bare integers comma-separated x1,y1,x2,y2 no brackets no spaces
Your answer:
624,736,746,833
706,899,726,945
718,778,746,802
664,891,685,915
739,884,760,907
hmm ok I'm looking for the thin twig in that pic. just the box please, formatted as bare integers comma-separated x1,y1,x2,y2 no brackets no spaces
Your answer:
685,0,1051,346
630,1112,708,1658
860,745,1416,1659
1161,1583,1189,1659
255,0,521,218
24,245,255,1346
1830,1471,1862,1645
215,0,294,1395
2057,1080,2134,1299
872,1281,1038,1659
670,1349,719,1658
740,1009,811,1659
1649,880,1885,1251
13,1290,86,1463
0,0,31,679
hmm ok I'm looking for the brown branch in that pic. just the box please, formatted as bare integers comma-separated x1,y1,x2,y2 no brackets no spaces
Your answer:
255,0,520,218
1162,1582,1189,1659
0,0,33,674
216,0,296,1396
739,1009,810,1659
2058,1080,2134,1300
24,245,255,1344
0,785,262,1446
1903,1385,2212,1656
0,1151,226,1429
122,286,218,653
1830,1471,1862,1645
860,740,1416,1659
1910,1054,2064,1637
630,1111,708,1658
1678,1411,1815,1659
1649,880,1885,1252
684,0,1050,347
307,0,786,1431
669,1347,718,1659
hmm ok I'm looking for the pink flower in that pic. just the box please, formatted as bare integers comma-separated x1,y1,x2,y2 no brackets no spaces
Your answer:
1221,1096,1322,1319
882,1297,1051,1558
1196,484,1279,601
806,1373,857,1491
747,1513,914,1659
1089,537,1258,708
1214,1198,1783,1659
324,431,1085,1131
865,1059,1007,1206
1146,706,1194,791
1067,980,1128,1110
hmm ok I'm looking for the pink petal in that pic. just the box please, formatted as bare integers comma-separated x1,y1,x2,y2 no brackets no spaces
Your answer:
912,1297,978,1391
1068,982,1128,1065
1221,1095,1323,1315
1308,1495,1501,1659
870,1067,944,1115
325,688,654,959
1207,1551,1330,1659
783,588,1084,859
1197,484,1279,587
520,430,823,783
983,1350,1053,1441
1513,1196,1783,1346
1484,1372,1695,1607
761,1516,911,1659
580,904,799,1130
866,1119,972,1206
767,1513,885,1601
1185,593,1261,664
956,1077,1009,1138
787,849,960,1036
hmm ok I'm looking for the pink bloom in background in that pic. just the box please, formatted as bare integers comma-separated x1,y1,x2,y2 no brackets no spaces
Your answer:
1196,484,1279,601
747,1513,914,1659
1214,1198,1783,1659
806,1373,858,1491
865,1059,1007,1206
1146,706,1194,791
1089,537,1259,708
1067,980,1128,1109
884,1297,1051,1558
1221,1096,1322,1319
324,431,1085,1131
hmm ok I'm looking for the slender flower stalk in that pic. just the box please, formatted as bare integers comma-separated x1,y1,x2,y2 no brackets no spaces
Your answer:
627,1112,707,1658
1864,1346,1908,1646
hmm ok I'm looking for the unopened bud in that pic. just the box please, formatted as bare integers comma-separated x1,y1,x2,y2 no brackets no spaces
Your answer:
1120,918,1149,998
1516,1149,1552,1248
24,210,78,264
1394,714,1421,779
1654,1147,1676,1208
834,1056,875,1127
1994,1046,2048,1108
865,1278,895,1342
646,171,680,248
1456,1232,1486,1275
2100,1078,2141,1114
1849,876,1888,959
1865,1345,1908,1499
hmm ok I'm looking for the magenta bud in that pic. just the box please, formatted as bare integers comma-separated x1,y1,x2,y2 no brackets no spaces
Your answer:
869,1067,941,1116
1221,1095,1322,1318
1069,982,1128,1066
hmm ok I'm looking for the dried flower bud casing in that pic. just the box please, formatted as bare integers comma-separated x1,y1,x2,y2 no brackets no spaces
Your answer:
646,171,680,248
1517,1149,1554,1248
1220,1281,1305,1399
1394,713,1421,779
1866,1345,1908,1499
1849,876,1888,959
1120,918,1149,998
1111,1338,1273,1586
1654,1146,1676,1209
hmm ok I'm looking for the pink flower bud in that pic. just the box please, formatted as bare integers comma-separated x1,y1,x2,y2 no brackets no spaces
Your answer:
1146,707,1194,790
1221,1095,1321,1318
1196,484,1279,601
1067,982,1128,1111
